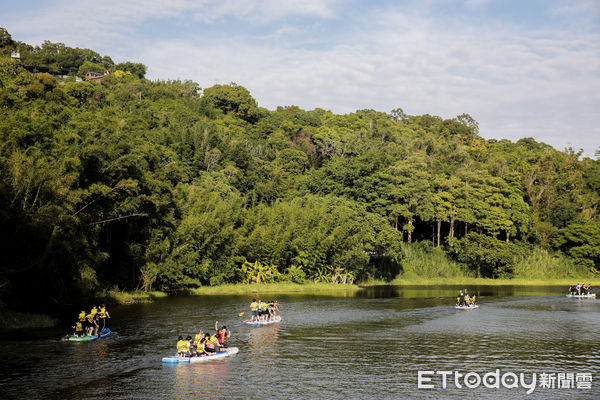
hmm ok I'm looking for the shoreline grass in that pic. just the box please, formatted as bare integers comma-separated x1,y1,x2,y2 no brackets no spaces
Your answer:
0,311,59,330
110,277,600,304
99,289,168,305
390,277,600,286
189,282,361,295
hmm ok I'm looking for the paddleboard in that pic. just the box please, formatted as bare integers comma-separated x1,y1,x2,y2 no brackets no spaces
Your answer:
566,293,596,298
244,316,281,326
455,305,479,310
162,347,239,364
68,328,111,341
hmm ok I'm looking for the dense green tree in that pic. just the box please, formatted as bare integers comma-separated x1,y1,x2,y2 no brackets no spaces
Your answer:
0,30,598,312
0,27,13,48
448,233,526,278
200,83,259,123
115,62,147,79
78,61,106,78
553,223,600,270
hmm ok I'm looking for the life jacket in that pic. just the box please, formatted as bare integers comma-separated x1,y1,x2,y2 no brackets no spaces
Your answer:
75,322,83,331
78,312,86,322
205,336,216,349
194,333,203,346
99,307,107,318
261,302,268,310
177,340,189,352
251,302,258,310
90,307,98,316
86,313,95,323
218,330,226,344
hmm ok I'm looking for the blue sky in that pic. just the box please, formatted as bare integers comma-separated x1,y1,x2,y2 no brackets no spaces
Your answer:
3,0,599,157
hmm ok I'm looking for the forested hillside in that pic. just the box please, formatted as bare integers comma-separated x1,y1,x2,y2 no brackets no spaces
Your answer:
1,29,599,311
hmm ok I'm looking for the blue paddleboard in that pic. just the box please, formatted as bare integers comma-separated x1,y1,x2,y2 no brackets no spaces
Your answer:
68,328,111,341
244,316,281,326
162,347,239,364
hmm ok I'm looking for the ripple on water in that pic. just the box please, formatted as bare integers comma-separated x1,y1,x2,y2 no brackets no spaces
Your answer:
0,290,599,399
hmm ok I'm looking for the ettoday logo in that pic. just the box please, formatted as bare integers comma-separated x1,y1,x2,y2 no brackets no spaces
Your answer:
417,370,593,394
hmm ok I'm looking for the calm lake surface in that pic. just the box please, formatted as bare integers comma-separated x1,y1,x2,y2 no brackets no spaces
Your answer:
1,285,599,399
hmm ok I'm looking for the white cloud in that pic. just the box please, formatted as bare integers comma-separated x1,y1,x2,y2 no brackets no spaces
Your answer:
143,5,598,155
5,0,339,45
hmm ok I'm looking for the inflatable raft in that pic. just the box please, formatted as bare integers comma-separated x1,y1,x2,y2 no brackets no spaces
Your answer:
162,347,239,364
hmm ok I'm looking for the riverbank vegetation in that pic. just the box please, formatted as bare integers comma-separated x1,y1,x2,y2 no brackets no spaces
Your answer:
1,28,599,314
0,310,59,330
98,289,168,305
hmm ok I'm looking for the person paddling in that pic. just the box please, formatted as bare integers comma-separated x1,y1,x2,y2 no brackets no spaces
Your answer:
98,304,110,330
85,310,98,336
457,291,465,306
259,299,269,321
250,299,259,322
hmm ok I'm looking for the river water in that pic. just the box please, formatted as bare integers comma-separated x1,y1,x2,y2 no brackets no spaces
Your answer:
0,285,598,399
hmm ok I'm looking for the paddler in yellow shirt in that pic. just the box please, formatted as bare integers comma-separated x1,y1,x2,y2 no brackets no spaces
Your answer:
86,310,98,336
177,336,190,357
259,299,269,321
72,321,84,337
201,333,217,355
98,304,110,330
191,330,204,356
250,299,259,322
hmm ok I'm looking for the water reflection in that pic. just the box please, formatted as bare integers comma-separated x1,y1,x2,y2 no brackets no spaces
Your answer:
0,285,598,400
357,284,570,299
246,324,280,357
171,359,228,399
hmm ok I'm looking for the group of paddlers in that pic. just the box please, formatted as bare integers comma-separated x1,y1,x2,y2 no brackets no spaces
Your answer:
173,299,282,356
456,289,477,307
568,283,593,295
249,299,279,322
72,305,110,337
176,321,230,357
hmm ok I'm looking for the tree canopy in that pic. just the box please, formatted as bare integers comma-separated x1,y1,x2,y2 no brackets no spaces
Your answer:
0,29,598,311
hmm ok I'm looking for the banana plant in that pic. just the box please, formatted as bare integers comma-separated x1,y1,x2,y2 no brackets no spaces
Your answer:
313,266,332,283
241,260,281,284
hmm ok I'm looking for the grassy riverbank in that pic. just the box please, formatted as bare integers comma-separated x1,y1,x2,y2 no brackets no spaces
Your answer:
99,289,168,305
95,283,361,306
110,277,600,305
189,282,361,295
0,310,59,330
390,277,600,286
